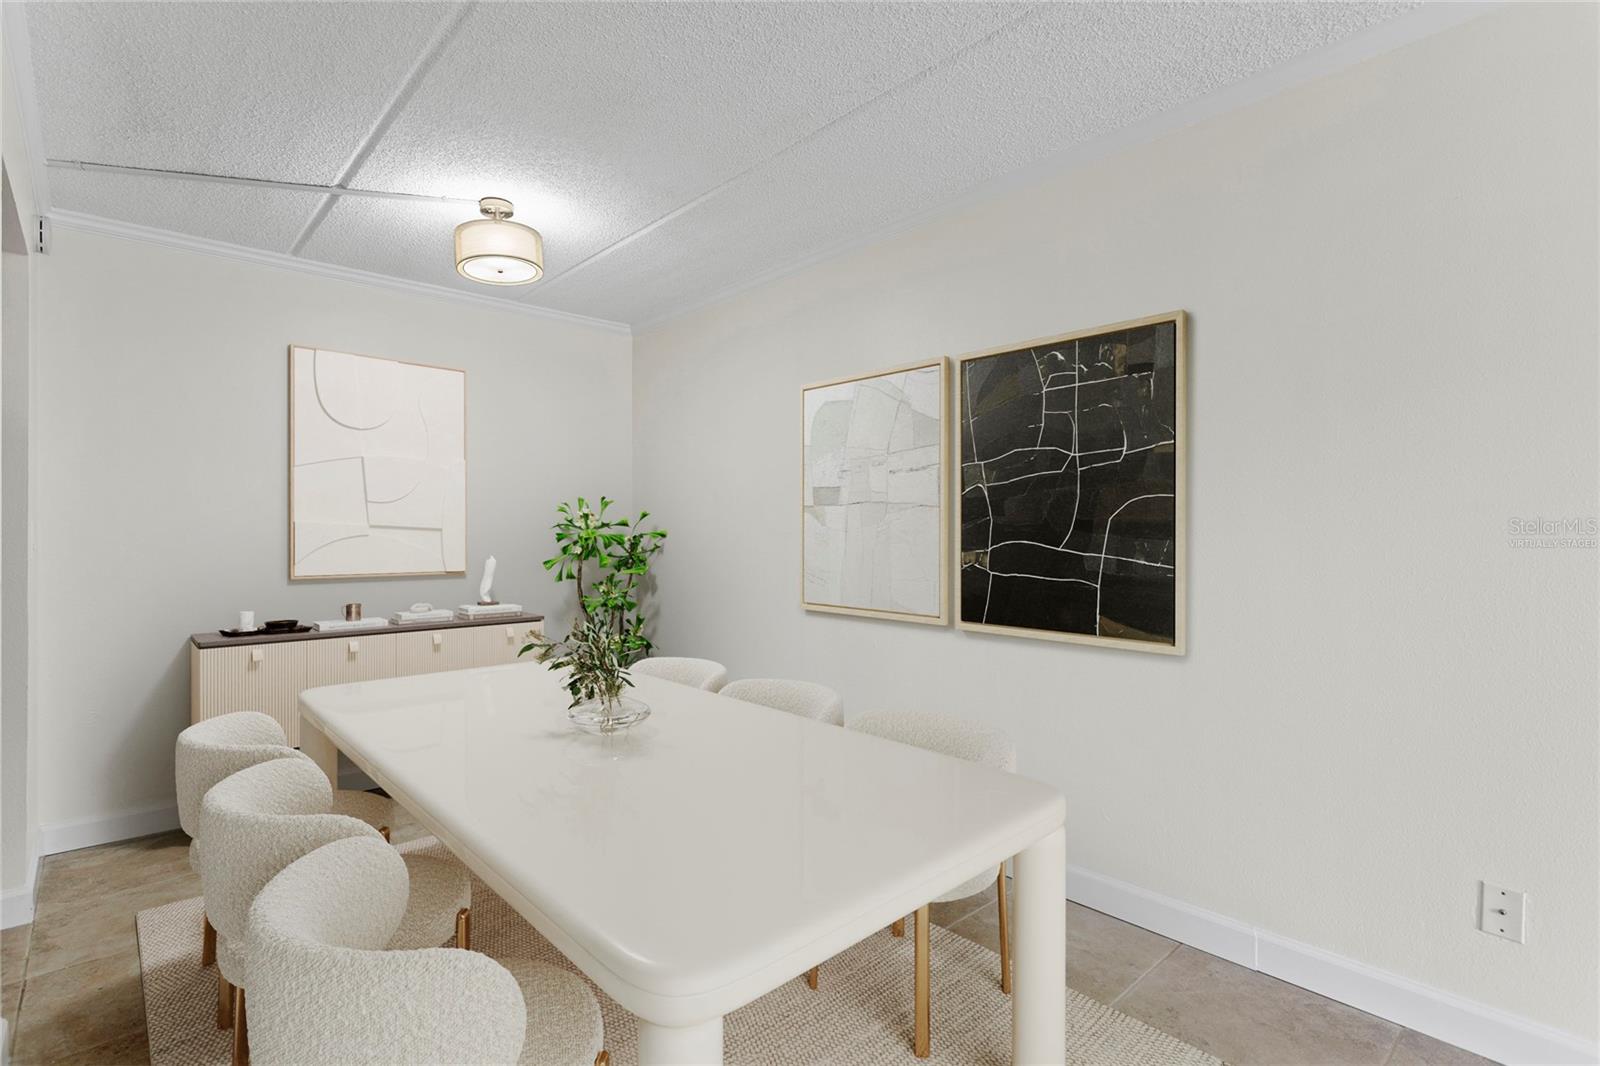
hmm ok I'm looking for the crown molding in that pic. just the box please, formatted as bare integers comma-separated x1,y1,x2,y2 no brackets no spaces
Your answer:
634,1,1501,334
47,209,631,335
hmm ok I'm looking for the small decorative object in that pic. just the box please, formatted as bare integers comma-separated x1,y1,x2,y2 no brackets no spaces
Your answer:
521,497,667,734
238,610,256,632
289,346,466,580
311,617,389,632
957,311,1187,654
262,619,300,633
803,359,948,624
390,603,455,625
477,555,499,605
344,602,362,622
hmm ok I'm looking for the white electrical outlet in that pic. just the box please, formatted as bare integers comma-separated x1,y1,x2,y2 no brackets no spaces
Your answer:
1479,882,1526,943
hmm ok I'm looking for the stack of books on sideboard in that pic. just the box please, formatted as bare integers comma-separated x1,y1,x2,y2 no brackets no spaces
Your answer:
457,602,525,620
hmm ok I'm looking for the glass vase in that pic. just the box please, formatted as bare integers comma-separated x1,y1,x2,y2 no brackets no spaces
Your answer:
569,693,651,735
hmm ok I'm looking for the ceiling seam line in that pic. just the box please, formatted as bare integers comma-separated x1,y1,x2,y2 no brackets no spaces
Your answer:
288,1,477,257
526,3,1046,297
42,159,480,205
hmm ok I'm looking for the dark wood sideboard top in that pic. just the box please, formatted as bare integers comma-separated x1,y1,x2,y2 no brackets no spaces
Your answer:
190,612,546,649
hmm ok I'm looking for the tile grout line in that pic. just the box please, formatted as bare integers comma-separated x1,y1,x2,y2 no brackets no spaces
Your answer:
1378,1024,1404,1066
940,886,1006,931
1107,940,1181,1010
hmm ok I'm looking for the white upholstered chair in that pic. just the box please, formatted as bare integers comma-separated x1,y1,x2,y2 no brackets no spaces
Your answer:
720,678,844,725
246,836,606,1066
629,656,728,692
177,711,400,967
198,757,471,1065
847,710,1018,1058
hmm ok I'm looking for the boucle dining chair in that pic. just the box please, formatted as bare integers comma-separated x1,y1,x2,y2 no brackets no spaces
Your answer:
246,836,608,1066
176,712,401,967
719,678,845,726
629,656,729,692
198,756,472,1066
847,710,1018,1058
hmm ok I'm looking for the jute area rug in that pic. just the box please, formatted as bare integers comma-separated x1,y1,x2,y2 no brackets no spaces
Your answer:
137,840,1219,1066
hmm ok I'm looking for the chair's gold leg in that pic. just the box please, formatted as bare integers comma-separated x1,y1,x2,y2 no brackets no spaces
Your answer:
202,914,217,967
890,917,905,938
217,973,234,1029
456,907,471,950
594,1052,610,1066
379,825,391,843
996,864,1012,995
231,986,249,1066
913,904,930,1059
805,966,819,990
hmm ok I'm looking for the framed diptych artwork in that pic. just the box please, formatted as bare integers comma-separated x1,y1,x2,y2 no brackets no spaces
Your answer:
802,359,949,624
289,345,467,580
957,312,1187,653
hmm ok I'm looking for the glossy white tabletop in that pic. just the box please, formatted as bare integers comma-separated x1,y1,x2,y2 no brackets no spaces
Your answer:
299,664,1065,1024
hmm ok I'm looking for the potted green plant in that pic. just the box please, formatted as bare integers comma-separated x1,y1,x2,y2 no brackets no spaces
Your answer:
520,496,666,732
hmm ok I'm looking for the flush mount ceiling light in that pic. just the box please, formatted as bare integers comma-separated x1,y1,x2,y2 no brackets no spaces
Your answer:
454,197,543,285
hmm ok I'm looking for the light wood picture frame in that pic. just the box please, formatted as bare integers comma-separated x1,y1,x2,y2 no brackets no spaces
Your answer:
955,312,1187,654
288,344,468,581
802,357,950,625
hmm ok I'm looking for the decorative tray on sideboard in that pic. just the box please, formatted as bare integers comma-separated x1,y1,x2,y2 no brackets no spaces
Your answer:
189,612,545,649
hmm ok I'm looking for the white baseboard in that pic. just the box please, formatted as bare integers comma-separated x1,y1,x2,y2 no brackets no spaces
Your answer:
35,772,377,860
1066,864,1598,1066
0,859,36,929
1066,862,1257,969
32,774,378,862
38,802,180,857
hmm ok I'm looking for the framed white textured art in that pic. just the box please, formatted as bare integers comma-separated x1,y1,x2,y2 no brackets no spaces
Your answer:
289,345,466,580
802,358,948,624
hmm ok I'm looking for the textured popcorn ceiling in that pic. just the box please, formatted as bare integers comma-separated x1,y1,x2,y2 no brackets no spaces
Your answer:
25,1,1420,326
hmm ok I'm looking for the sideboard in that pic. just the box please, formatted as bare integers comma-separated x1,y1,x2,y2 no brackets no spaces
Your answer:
188,613,545,746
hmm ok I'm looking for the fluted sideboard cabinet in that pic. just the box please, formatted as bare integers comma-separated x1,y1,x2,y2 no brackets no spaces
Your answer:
188,613,544,745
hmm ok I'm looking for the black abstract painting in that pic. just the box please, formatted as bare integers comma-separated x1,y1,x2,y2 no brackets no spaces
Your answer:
958,314,1184,652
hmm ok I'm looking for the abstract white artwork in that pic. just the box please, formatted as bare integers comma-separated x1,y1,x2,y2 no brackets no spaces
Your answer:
802,359,948,623
289,346,466,579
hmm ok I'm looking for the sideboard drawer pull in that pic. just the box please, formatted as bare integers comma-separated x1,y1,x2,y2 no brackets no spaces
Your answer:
348,640,360,655
250,648,264,664
432,632,443,648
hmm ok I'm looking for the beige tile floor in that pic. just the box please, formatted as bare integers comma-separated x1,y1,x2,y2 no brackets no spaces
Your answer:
1,817,1496,1066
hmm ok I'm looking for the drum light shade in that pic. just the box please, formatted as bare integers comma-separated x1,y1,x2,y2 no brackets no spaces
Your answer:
454,197,543,285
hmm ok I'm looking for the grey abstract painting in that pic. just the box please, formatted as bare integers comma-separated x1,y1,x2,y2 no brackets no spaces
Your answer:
803,360,947,622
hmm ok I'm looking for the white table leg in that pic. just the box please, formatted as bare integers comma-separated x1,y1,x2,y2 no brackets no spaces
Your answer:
1012,825,1066,1065
298,713,340,789
637,1016,723,1065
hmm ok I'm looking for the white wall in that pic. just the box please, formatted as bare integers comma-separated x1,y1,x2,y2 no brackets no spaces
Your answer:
2,169,32,912
634,2,1598,1044
1,23,42,920
30,225,633,836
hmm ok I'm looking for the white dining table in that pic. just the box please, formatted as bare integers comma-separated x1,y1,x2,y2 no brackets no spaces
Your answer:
298,663,1067,1065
